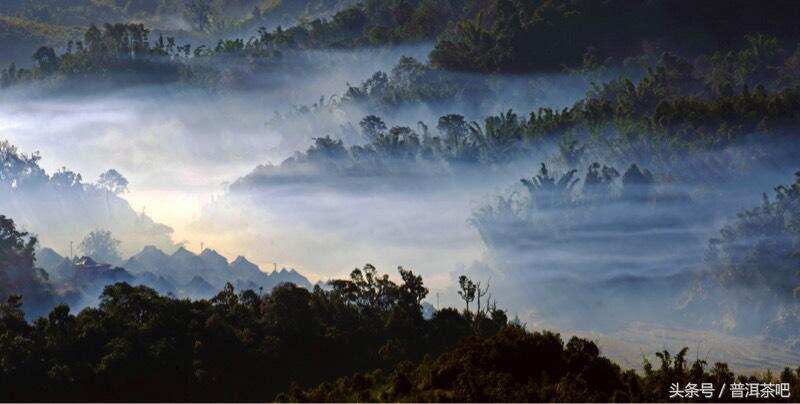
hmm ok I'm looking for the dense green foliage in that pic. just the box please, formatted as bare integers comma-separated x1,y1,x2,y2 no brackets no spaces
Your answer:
339,56,495,115
7,1,800,94
429,0,800,73
242,0,469,48
1,22,186,87
234,38,800,188
9,0,800,68
4,0,798,87
1,0,356,38
0,0,468,85
283,326,800,402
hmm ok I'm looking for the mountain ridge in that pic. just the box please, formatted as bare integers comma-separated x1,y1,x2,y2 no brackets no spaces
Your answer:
36,245,313,307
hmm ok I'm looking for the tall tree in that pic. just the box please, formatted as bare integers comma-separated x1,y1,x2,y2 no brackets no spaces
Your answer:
78,230,122,264
97,169,129,195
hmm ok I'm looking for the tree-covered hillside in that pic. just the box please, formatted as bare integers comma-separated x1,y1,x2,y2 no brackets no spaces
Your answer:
230,36,800,188
284,326,800,402
6,0,800,88
0,140,175,260
0,225,503,401
4,1,800,402
430,0,800,73
0,224,798,401
0,0,357,66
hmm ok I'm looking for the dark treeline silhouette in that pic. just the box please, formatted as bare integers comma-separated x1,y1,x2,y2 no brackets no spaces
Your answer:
9,0,800,62
284,327,800,402
2,22,187,87
0,215,59,319
3,0,470,89
2,210,799,402
429,0,800,73
0,0,356,56
2,20,435,90
3,1,800,401
471,161,671,251
0,215,509,401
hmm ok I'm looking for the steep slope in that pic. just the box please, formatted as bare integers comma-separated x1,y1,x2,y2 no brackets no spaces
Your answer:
169,246,218,285
273,267,312,289
123,245,172,272
36,247,71,282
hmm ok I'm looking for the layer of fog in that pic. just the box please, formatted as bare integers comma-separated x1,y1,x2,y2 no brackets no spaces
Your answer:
189,128,800,343
7,41,798,368
469,159,799,337
0,46,425,249
189,167,542,290
0,44,592,266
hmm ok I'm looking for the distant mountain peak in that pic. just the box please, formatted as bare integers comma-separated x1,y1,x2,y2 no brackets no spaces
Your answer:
36,247,69,274
38,247,62,257
172,246,199,259
121,245,312,293
200,248,228,264
232,255,252,265
232,256,259,268
201,248,223,257
133,245,171,260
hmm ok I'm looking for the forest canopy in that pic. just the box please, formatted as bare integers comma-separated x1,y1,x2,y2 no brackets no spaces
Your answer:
3,1,800,402
1,225,798,402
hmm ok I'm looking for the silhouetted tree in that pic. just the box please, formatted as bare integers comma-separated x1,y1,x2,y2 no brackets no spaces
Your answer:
78,230,121,265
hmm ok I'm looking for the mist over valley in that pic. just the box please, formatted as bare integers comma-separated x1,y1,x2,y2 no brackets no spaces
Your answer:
2,1,800,401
